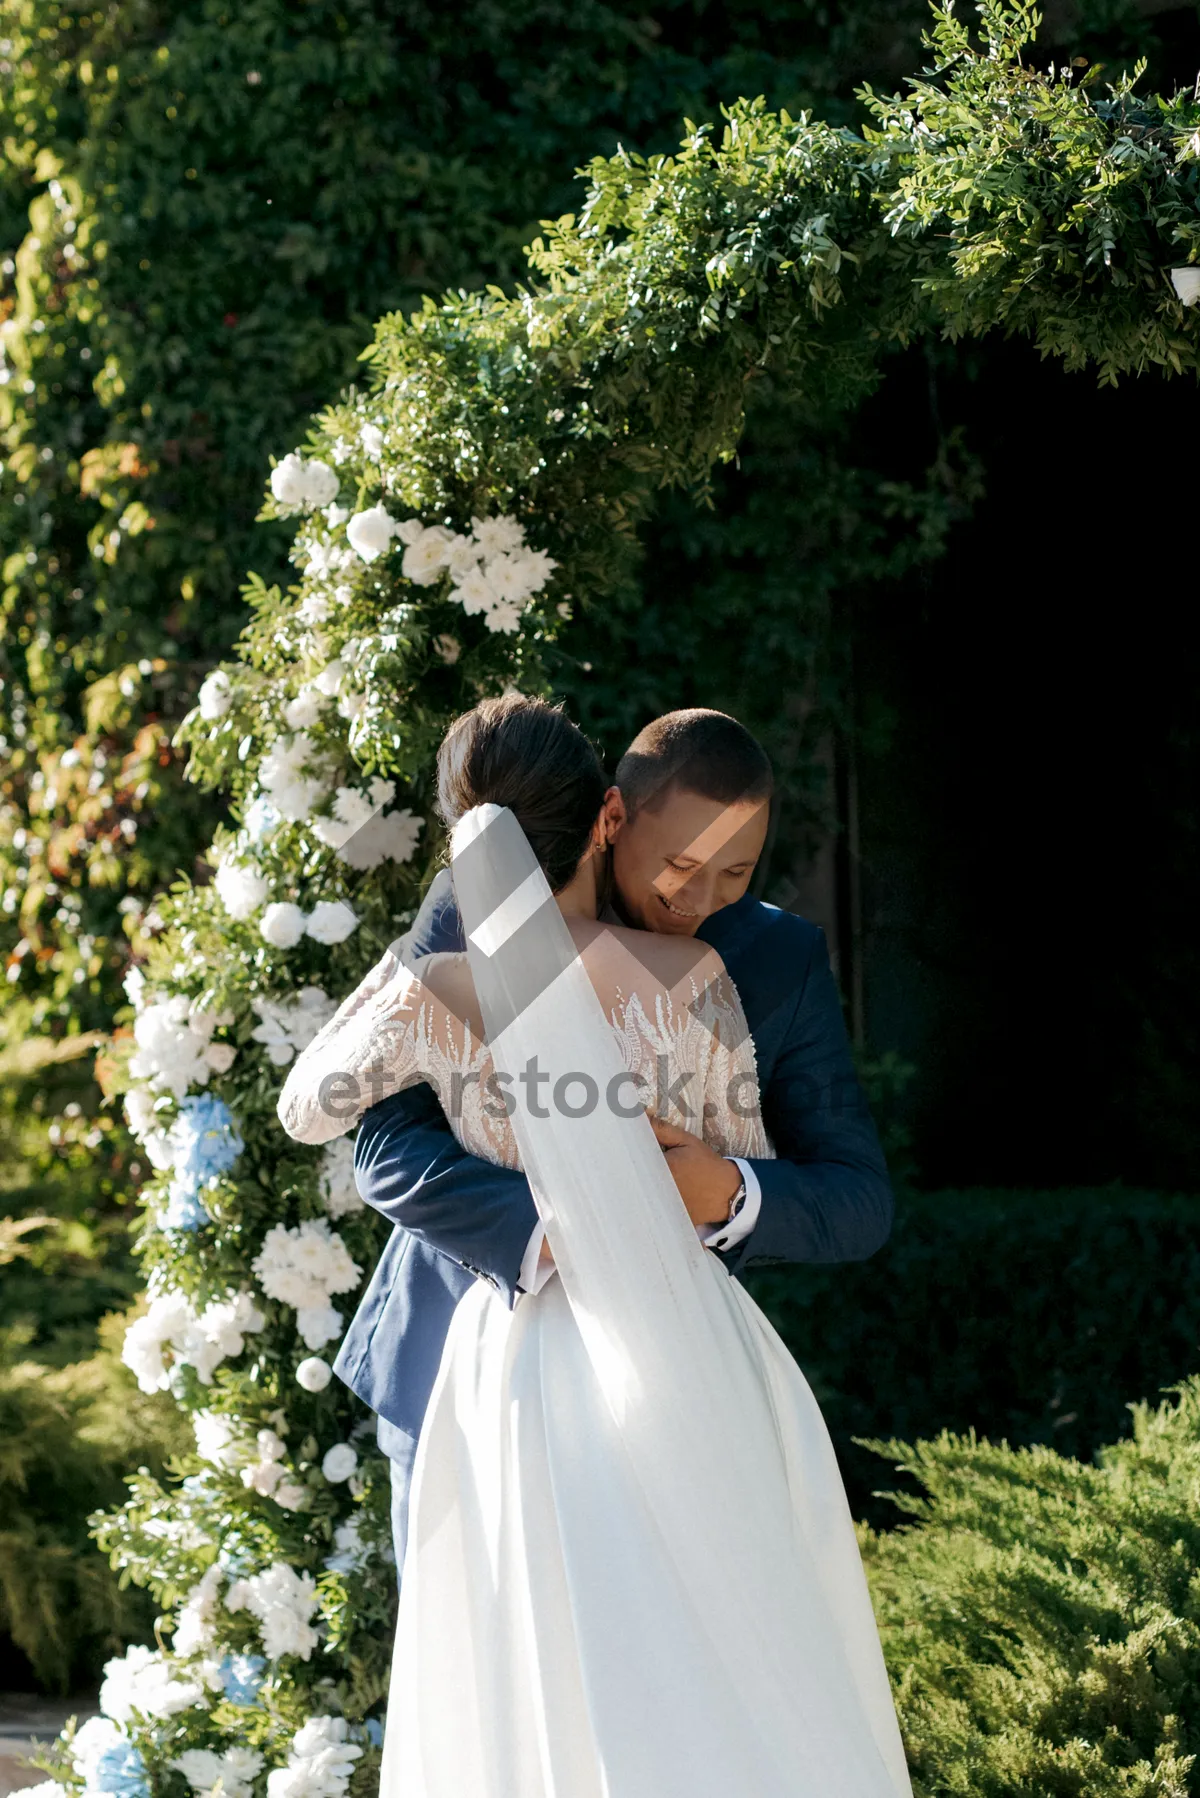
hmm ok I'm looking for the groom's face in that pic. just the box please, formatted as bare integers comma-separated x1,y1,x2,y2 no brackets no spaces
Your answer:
608,784,769,936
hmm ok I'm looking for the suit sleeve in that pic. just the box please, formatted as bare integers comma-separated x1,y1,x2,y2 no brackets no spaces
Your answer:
720,928,894,1271
354,867,540,1308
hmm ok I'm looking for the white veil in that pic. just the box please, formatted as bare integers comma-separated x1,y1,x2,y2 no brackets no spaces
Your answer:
449,803,906,1791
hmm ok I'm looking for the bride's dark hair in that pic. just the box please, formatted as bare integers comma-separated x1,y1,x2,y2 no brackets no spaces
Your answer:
436,694,608,894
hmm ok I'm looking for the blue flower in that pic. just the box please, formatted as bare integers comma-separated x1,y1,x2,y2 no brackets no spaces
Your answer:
163,1094,244,1233
218,1651,266,1705
162,1184,212,1231
92,1741,150,1798
364,1719,384,1747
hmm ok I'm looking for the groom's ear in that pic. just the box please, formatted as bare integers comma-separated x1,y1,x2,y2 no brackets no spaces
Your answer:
602,786,627,841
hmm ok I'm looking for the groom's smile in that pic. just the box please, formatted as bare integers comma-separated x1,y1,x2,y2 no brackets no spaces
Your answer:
606,785,770,936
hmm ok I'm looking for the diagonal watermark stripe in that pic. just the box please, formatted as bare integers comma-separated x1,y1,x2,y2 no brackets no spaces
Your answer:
653,801,767,902
468,866,548,957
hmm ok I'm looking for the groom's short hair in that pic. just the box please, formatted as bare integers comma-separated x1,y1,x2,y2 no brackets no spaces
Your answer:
614,709,773,817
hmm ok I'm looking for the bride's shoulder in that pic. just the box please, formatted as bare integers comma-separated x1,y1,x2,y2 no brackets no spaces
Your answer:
408,951,484,1038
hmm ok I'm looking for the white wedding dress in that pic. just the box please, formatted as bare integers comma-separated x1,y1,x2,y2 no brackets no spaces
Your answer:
280,807,912,1798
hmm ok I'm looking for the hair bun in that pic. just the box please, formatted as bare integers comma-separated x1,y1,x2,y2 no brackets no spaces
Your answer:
437,695,606,893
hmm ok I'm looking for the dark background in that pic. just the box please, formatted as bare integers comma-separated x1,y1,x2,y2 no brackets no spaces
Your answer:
856,338,1199,1193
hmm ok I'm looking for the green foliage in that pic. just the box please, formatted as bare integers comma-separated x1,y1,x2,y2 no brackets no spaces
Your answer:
746,1184,1200,1526
863,1377,1200,1794
0,1307,185,1691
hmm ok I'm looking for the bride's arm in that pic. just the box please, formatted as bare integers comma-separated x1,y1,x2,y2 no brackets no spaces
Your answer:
276,947,423,1145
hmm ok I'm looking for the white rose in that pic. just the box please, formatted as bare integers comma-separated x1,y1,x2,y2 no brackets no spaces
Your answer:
295,1356,333,1392
360,423,384,459
215,856,269,921
300,459,338,507
1171,266,1200,307
274,1480,310,1512
270,453,310,506
346,504,397,563
305,900,357,945
321,1443,358,1483
198,670,232,720
296,1304,342,1349
124,1085,159,1140
284,686,325,731
392,517,424,545
261,902,307,948
204,1041,237,1074
401,525,453,586
313,659,344,697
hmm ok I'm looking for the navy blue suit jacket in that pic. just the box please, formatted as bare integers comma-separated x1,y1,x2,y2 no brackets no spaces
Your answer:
334,870,893,1459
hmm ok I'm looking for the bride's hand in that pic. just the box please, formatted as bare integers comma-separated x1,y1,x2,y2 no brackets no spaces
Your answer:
648,1116,742,1228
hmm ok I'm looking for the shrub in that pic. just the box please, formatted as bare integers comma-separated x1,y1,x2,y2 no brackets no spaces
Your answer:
746,1185,1200,1525
863,1379,1200,1795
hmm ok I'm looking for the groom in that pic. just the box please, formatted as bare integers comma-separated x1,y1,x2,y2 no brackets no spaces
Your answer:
333,707,894,1573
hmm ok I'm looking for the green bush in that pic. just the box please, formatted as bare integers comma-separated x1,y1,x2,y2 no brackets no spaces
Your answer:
746,1185,1200,1525
864,1379,1200,1795
0,1300,187,1692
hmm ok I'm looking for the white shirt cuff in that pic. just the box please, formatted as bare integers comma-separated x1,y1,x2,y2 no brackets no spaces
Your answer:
517,1220,555,1295
699,1158,762,1254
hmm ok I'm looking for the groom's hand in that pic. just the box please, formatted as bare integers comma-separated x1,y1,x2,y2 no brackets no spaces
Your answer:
649,1117,741,1228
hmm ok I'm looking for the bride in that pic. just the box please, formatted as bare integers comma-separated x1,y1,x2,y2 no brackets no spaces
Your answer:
279,702,912,1798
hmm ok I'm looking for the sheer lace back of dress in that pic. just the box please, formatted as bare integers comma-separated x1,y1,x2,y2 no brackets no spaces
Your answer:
277,943,772,1171
422,969,768,1170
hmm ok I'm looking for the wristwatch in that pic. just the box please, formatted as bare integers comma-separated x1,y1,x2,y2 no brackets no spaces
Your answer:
724,1171,747,1227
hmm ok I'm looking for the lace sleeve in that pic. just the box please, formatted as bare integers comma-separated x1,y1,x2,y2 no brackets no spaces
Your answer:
694,964,772,1162
276,947,424,1145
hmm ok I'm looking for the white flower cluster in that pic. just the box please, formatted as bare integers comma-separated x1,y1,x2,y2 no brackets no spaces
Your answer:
172,1564,224,1657
337,507,556,634
303,538,356,586
311,778,423,871
122,1288,265,1393
99,1643,203,1724
192,1409,241,1471
127,995,237,1099
271,453,339,510
173,1747,264,1798
406,512,557,634
226,1561,320,1661
265,1717,363,1798
198,670,233,720
251,987,337,1066
259,732,335,823
124,1085,178,1172
214,854,270,921
251,1218,362,1350
319,1136,363,1218
69,1718,134,1798
241,1426,309,1511
261,898,358,950
322,1516,369,1576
